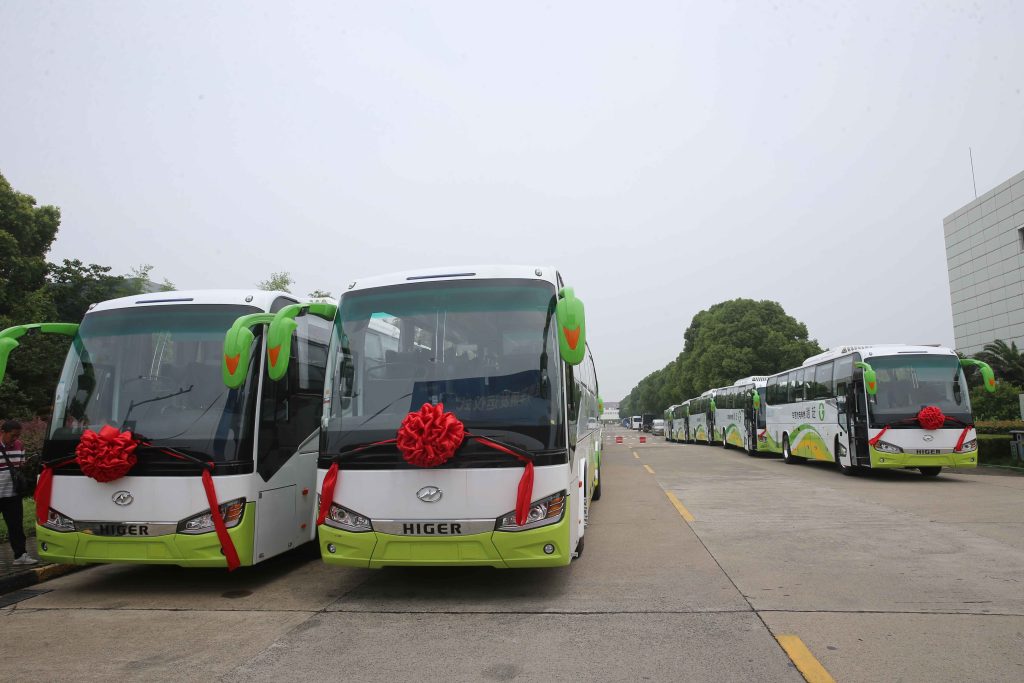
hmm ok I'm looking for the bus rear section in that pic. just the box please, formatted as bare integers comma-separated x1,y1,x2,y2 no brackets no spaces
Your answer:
315,268,600,568
25,291,331,567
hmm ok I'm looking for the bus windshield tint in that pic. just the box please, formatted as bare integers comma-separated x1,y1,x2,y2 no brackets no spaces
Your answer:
324,279,565,455
867,354,971,427
48,304,260,463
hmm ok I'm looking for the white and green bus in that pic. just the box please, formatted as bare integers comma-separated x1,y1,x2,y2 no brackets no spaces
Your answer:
668,402,689,442
664,404,680,441
685,392,715,444
293,266,601,568
712,376,768,453
763,345,994,476
0,290,332,568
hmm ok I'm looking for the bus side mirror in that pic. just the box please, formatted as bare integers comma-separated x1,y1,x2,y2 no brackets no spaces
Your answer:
223,313,276,389
0,323,79,385
266,302,338,381
961,358,996,393
555,287,586,366
855,362,877,395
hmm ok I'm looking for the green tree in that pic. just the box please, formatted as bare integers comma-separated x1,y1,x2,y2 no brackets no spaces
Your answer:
677,299,821,400
617,298,821,415
259,271,293,293
0,172,60,319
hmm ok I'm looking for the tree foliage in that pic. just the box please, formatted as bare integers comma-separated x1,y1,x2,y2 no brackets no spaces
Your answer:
619,299,821,417
970,381,1023,421
973,339,1024,387
0,172,176,418
258,271,293,293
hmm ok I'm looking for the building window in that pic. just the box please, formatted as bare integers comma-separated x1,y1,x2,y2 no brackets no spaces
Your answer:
1019,226,1024,252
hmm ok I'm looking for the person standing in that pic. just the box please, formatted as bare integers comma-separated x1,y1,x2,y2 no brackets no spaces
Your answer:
1,419,37,565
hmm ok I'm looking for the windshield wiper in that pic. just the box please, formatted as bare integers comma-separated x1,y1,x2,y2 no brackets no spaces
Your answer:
121,385,194,431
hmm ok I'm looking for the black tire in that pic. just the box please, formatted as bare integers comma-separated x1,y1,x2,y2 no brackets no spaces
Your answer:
592,466,602,501
783,434,801,464
919,466,942,477
574,536,585,560
722,429,729,449
836,438,856,475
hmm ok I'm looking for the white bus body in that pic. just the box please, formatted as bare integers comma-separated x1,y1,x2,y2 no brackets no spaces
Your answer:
34,290,330,567
317,266,601,568
764,345,981,475
631,415,642,430
710,376,768,453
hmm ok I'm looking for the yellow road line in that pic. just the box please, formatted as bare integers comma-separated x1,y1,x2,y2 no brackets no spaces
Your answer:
643,464,655,474
665,491,695,522
633,451,639,459
775,635,836,683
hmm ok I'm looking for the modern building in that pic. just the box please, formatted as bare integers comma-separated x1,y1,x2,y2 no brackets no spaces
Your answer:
944,169,1024,355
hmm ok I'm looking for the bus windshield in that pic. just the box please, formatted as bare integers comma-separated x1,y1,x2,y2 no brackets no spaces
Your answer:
322,279,566,458
46,304,260,464
867,354,972,427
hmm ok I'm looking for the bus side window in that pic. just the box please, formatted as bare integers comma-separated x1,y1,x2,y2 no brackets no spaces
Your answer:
814,362,833,400
834,356,853,414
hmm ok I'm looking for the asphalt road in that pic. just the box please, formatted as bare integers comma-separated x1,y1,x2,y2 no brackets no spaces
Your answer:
3,426,1023,682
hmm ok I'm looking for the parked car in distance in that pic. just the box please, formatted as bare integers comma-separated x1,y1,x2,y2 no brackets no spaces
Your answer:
651,419,666,436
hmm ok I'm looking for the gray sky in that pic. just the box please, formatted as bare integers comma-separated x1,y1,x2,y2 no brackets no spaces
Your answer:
2,1,1022,400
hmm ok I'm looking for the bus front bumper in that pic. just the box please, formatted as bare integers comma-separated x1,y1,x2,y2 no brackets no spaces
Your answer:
34,502,256,568
318,509,572,569
868,447,978,469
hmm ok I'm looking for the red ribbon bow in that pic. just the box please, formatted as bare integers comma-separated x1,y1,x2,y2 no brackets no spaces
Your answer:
75,425,139,482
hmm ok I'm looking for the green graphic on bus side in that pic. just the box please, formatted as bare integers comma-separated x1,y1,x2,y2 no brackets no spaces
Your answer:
760,431,783,454
790,424,834,461
694,425,706,441
724,423,744,447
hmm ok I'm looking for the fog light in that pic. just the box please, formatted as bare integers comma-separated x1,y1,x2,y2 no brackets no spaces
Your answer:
543,544,555,555
41,542,48,552
327,543,337,554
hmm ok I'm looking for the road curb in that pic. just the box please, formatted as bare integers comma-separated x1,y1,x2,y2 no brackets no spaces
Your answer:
0,563,86,596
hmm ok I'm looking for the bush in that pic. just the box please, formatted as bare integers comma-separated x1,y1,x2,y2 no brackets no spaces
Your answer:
970,382,1023,420
977,434,1019,467
974,420,1024,434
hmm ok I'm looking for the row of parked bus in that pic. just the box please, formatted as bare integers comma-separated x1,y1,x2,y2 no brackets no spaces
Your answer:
663,344,995,477
0,266,602,571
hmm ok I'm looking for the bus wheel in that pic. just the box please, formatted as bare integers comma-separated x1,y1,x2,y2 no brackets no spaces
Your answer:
573,536,585,560
722,431,728,449
746,430,756,456
919,467,942,477
592,468,602,501
782,435,801,464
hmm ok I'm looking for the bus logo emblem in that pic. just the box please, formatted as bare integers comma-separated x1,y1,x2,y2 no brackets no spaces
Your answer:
416,486,442,503
112,491,133,506
923,435,934,442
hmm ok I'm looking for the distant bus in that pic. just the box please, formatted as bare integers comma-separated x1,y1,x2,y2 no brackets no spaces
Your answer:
664,404,680,441
711,376,768,453
687,392,714,444
631,415,642,430
764,345,993,476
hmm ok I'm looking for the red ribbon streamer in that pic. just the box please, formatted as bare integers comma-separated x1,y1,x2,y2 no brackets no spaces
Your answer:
317,462,339,526
955,425,974,452
201,468,240,571
35,465,54,525
868,425,889,446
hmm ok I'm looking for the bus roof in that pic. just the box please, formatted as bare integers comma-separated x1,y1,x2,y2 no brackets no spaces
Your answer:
801,344,955,366
733,375,768,386
89,290,301,314
344,265,560,293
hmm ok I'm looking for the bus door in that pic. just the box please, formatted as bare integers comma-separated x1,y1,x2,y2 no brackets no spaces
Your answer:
846,380,870,466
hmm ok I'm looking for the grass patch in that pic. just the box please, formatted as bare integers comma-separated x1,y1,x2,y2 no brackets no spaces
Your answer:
0,497,36,543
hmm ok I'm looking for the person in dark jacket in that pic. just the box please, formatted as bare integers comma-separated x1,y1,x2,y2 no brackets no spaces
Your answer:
0,419,37,565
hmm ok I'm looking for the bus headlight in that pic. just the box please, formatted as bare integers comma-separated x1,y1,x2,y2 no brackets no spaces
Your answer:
43,507,75,532
495,491,566,532
957,439,978,452
873,441,903,454
325,504,372,532
177,498,246,534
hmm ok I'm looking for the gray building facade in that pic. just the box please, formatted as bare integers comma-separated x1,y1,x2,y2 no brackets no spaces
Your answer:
945,169,1024,355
